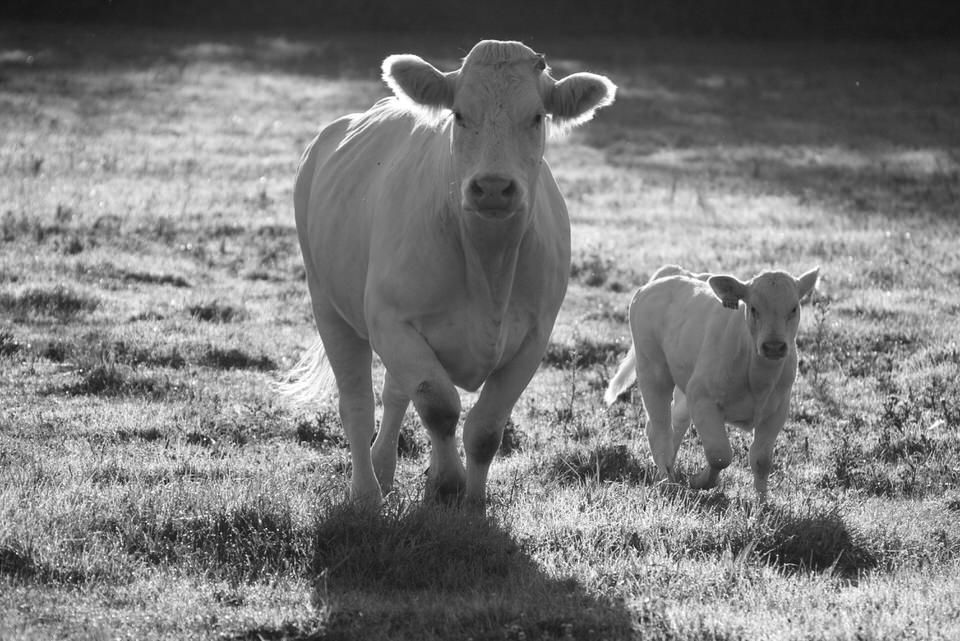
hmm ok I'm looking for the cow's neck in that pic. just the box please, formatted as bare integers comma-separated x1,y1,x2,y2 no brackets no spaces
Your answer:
746,351,787,427
458,213,527,316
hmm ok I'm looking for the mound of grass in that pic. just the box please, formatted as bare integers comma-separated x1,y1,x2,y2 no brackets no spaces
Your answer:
61,362,174,398
187,301,247,322
498,419,526,456
542,337,627,369
200,346,275,371
0,329,21,356
544,444,653,486
296,413,345,448
0,543,91,585
0,285,99,320
121,271,191,288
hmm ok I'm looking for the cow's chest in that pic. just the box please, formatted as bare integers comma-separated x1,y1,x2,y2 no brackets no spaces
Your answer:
418,301,531,391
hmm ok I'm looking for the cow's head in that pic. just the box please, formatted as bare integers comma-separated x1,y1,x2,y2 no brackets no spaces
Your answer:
709,268,820,361
382,40,616,221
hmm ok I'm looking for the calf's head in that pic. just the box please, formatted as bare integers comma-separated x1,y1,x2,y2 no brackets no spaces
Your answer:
709,268,820,361
382,40,616,221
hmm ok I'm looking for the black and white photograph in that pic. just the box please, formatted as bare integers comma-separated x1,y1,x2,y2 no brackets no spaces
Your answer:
2,1,959,639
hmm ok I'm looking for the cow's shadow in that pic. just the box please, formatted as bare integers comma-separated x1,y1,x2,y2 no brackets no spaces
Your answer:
232,501,636,641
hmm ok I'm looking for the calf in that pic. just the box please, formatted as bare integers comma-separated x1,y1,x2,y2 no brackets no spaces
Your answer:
605,264,819,500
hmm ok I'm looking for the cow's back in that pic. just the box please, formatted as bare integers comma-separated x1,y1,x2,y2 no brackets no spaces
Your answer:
631,275,747,393
295,100,449,334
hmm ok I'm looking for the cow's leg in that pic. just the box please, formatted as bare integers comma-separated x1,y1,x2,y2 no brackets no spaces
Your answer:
670,387,692,460
370,321,464,504
371,370,409,495
461,335,546,512
749,401,789,502
636,365,678,481
687,397,731,490
314,310,379,506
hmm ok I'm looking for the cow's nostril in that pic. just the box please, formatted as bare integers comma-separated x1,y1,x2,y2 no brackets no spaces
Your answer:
502,181,517,197
469,180,484,197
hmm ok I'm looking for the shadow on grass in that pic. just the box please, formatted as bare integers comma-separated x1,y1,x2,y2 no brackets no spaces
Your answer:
543,443,656,486
234,503,635,641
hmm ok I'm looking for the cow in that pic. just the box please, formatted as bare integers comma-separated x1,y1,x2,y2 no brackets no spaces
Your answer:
605,264,819,501
284,40,616,510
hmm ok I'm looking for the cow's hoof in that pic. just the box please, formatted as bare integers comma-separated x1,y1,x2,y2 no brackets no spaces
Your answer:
424,474,466,507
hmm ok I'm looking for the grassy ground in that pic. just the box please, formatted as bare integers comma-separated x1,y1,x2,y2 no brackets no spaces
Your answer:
2,24,960,640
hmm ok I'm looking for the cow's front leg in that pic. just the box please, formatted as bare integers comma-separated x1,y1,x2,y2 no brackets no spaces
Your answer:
371,318,465,504
749,401,789,503
461,335,547,512
687,396,731,491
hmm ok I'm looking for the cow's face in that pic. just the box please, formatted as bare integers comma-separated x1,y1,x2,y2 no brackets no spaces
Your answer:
709,268,820,361
382,40,616,222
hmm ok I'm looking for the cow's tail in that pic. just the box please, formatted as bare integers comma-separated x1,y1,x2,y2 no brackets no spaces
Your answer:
277,339,337,410
604,344,637,406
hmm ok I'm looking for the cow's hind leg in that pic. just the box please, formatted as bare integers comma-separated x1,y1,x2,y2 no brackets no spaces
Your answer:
315,309,380,506
371,370,409,495
636,360,679,482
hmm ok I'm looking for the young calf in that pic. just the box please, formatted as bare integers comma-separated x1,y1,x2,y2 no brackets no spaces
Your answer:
605,264,819,500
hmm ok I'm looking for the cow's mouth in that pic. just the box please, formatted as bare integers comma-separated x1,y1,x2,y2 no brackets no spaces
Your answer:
471,207,517,221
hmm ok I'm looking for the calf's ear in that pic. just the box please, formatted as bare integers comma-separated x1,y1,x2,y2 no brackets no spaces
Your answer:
796,267,820,301
546,72,617,128
708,275,748,310
382,54,455,110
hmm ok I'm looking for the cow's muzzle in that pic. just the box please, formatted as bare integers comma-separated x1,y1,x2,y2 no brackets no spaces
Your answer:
464,174,523,218
761,340,788,360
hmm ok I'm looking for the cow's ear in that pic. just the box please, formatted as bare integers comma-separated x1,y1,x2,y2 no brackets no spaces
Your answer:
382,54,455,110
708,275,748,310
545,72,616,128
796,267,820,301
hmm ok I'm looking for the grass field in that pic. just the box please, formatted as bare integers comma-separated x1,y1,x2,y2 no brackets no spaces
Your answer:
2,23,960,640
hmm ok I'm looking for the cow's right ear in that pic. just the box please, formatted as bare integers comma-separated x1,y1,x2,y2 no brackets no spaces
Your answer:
708,275,748,310
382,54,455,110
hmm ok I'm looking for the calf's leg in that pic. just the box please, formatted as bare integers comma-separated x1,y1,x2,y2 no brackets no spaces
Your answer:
687,396,732,490
749,402,789,502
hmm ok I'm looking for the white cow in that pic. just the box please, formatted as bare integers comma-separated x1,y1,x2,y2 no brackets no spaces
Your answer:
286,40,616,509
605,264,819,500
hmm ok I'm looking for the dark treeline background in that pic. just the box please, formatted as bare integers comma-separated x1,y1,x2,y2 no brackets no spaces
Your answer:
3,0,959,38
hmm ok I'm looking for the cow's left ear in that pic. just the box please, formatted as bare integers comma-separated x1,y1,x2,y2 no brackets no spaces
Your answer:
382,54,455,110
708,275,748,310
545,72,617,128
796,267,820,301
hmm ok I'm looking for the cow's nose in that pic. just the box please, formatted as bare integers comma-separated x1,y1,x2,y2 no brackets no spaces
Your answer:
761,341,788,359
467,174,520,212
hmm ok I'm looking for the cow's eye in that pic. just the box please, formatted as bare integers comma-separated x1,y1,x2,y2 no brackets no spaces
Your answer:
788,306,798,318
453,111,465,126
532,113,544,127
750,306,758,318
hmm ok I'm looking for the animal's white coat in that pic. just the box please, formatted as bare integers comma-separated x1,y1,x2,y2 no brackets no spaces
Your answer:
605,264,819,500
287,40,615,508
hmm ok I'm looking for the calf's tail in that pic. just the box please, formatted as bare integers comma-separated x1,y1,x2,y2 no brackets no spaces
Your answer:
604,345,637,406
277,339,337,410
